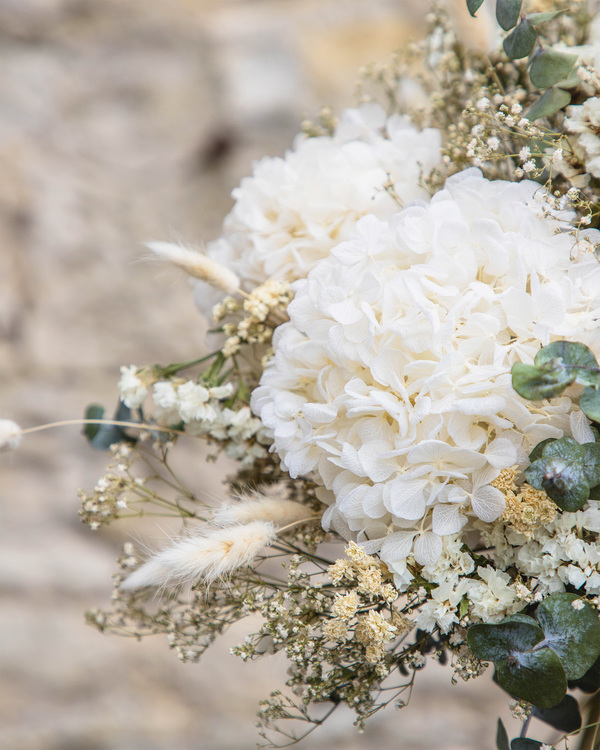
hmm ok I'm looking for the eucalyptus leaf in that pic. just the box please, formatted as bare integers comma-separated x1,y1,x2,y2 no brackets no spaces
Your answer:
83,401,134,451
511,741,543,750
525,438,591,512
536,593,600,679
531,694,582,733
582,442,600,487
503,18,537,59
527,86,571,120
467,0,485,17
494,647,567,707
526,10,567,25
511,361,575,400
468,615,543,661
529,49,578,89
581,387,600,422
535,341,600,387
569,655,600,693
496,0,522,31
497,718,510,750
529,437,556,462
83,403,105,441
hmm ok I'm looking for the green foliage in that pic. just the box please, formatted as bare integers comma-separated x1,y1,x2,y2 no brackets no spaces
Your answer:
581,386,600,422
511,360,575,400
84,401,135,450
525,437,597,512
496,718,510,750
512,341,600,400
467,0,485,17
468,614,544,662
526,10,567,25
467,593,600,708
496,0,522,31
526,87,571,120
536,594,600,679
569,655,600,693
512,342,600,426
529,48,578,89
510,741,544,750
535,342,600,387
531,694,582,733
503,18,537,58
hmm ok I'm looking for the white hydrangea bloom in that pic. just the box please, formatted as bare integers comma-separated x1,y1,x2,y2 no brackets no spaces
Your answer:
194,103,441,313
252,169,600,567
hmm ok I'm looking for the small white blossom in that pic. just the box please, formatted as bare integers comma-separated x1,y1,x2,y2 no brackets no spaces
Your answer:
118,366,147,409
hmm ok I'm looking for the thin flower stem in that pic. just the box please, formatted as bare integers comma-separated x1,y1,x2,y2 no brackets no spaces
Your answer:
22,419,185,437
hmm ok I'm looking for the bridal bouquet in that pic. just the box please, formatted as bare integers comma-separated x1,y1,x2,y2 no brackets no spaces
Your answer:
4,1,600,747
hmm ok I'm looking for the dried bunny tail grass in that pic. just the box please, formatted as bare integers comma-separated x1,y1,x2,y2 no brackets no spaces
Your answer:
146,241,240,294
120,521,276,590
0,420,22,453
212,496,318,528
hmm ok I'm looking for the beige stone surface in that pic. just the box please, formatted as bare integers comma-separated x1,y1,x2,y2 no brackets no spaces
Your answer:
0,1,555,748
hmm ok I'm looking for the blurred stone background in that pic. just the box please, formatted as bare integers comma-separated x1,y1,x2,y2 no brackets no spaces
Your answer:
0,1,553,748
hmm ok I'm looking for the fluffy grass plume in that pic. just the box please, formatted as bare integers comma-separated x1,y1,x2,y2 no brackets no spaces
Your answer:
121,521,276,590
146,241,240,294
0,419,22,453
212,496,315,528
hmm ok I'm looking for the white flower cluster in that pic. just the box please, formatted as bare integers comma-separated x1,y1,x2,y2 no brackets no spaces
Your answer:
252,169,600,566
385,535,524,632
482,501,600,598
118,365,148,409
415,567,524,634
194,103,441,313
153,380,270,466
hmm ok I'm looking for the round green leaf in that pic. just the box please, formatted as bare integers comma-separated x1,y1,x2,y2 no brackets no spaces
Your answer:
532,694,582,733
511,361,575,400
496,0,522,31
503,18,537,59
495,646,567,707
527,87,571,120
569,654,600,693
535,341,600,387
529,49,578,89
583,442,600,487
529,437,556,462
468,615,543,661
525,438,590,512
536,593,600,679
581,387,600,423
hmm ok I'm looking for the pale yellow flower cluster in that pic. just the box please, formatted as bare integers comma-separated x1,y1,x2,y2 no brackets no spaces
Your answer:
213,279,292,358
492,467,557,538
329,542,397,602
355,611,398,663
323,542,410,663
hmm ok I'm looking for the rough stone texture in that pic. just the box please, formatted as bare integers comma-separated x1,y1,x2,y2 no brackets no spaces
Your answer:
0,2,555,748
